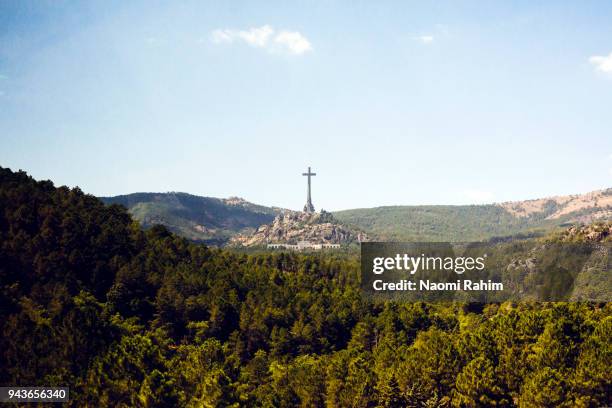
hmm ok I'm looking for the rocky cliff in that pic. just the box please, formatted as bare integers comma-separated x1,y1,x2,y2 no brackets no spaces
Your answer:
230,210,367,247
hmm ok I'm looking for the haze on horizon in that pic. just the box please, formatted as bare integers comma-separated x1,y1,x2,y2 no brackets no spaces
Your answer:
0,1,611,211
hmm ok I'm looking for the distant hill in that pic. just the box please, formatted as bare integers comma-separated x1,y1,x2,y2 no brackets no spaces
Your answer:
333,188,612,242
101,188,612,244
100,192,282,244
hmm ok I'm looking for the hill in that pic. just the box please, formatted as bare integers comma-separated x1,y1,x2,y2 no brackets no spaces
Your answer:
101,189,612,245
1,166,610,406
100,192,282,244
333,188,612,242
229,210,367,247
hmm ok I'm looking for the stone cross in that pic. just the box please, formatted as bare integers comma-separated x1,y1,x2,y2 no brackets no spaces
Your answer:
302,166,316,213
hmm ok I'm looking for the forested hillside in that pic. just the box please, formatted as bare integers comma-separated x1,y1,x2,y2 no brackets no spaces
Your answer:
1,166,610,407
333,203,608,242
101,192,280,244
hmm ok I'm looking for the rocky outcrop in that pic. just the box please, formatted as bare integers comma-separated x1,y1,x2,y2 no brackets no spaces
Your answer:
229,210,367,247
557,222,612,243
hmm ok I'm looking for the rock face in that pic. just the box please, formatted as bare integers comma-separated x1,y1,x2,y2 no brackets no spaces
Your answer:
230,210,367,247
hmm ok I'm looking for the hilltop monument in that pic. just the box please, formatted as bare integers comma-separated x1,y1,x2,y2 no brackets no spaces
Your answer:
229,165,367,249
302,166,316,213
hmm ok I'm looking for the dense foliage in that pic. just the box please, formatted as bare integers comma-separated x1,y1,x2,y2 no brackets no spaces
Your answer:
1,167,610,407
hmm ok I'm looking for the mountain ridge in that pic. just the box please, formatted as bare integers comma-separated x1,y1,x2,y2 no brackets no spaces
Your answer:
498,187,612,220
333,188,612,242
100,187,612,244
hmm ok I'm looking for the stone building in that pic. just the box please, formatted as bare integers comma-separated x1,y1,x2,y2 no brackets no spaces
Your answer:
267,241,341,251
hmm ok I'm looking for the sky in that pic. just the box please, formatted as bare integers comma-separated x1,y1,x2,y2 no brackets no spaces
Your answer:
0,0,611,211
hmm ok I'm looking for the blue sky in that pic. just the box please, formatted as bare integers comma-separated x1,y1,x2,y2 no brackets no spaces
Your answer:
0,1,611,211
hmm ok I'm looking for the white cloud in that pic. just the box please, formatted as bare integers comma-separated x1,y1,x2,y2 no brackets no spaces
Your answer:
589,52,612,73
211,25,274,47
240,25,274,47
464,189,494,203
274,31,313,55
416,35,434,44
211,25,312,55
